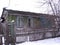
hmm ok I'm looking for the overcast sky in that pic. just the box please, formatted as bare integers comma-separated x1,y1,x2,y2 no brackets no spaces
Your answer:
0,0,59,17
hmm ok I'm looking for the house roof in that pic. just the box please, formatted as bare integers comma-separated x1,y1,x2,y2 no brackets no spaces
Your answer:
1,8,59,18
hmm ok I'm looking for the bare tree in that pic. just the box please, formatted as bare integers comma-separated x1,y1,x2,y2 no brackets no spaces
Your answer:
39,0,59,15
48,0,59,15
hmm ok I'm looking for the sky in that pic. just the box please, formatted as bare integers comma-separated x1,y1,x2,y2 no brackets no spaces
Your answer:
0,0,59,17
7,0,48,13
0,0,9,17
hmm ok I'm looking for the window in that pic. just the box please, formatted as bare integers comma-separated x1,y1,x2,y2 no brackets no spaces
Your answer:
16,16,28,28
32,17,40,28
40,16,52,28
16,16,24,27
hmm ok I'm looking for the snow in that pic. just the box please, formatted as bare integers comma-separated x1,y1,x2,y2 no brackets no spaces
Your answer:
0,0,59,17
16,37,60,45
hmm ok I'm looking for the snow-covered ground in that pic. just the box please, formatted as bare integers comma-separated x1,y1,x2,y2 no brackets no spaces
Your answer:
16,37,60,45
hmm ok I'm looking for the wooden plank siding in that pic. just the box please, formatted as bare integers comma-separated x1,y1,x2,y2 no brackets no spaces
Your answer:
0,22,3,45
1,8,60,44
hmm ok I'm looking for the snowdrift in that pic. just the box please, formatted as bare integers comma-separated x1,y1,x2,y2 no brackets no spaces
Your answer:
17,37,60,45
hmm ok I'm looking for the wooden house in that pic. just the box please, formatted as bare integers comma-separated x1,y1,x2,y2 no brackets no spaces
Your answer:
0,22,2,45
1,8,60,45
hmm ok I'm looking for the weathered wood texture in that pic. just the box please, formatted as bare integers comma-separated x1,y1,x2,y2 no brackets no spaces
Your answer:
0,22,3,45
1,8,60,44
15,28,60,43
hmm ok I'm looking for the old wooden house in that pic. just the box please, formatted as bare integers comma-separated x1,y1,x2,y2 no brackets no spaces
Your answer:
0,22,3,45
1,8,60,45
